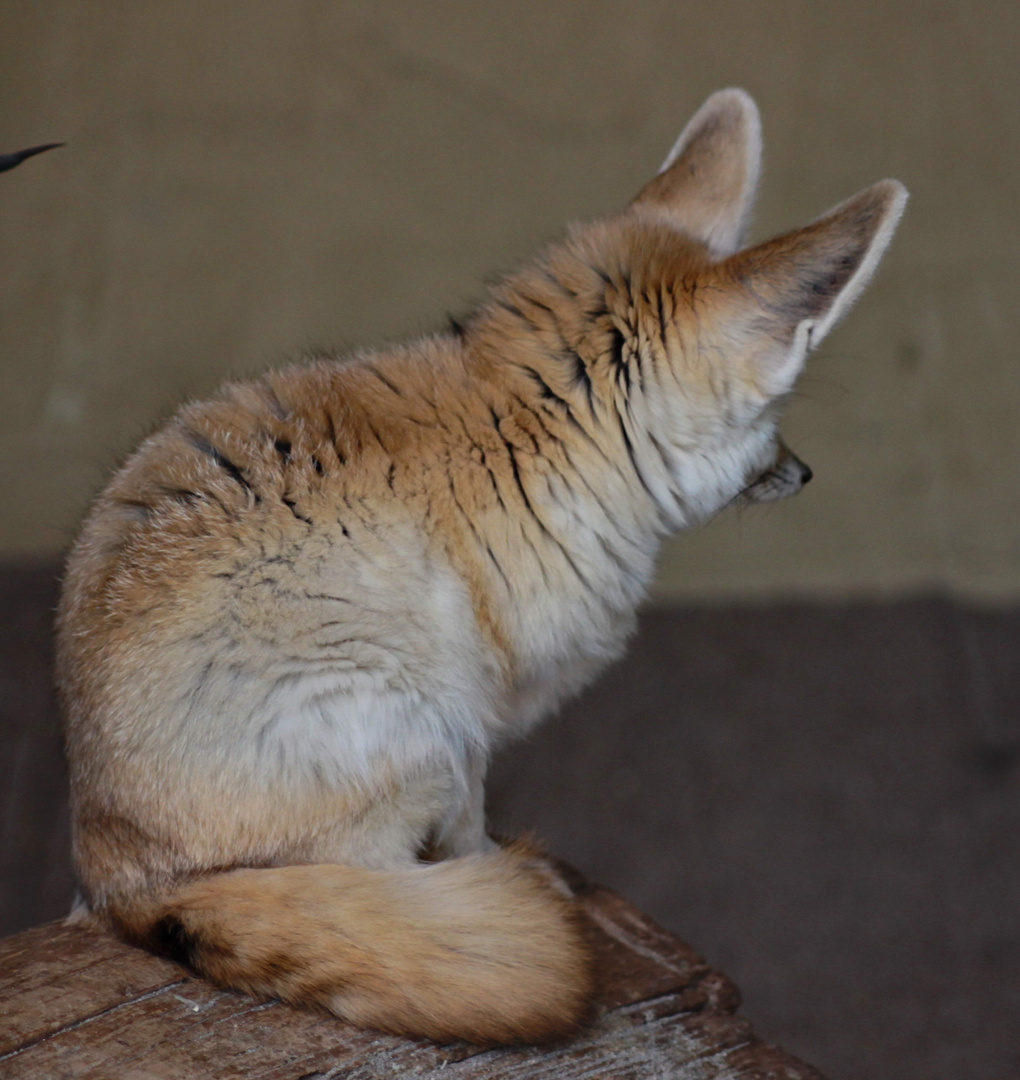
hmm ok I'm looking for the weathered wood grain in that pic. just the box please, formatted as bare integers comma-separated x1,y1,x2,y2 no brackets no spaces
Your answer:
0,921,184,1056
0,876,824,1080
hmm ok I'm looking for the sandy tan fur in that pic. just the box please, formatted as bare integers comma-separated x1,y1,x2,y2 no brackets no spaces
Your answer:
110,842,591,1045
57,90,906,1044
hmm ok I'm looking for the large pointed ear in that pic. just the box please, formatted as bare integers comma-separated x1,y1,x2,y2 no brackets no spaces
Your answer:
631,88,762,256
725,179,908,396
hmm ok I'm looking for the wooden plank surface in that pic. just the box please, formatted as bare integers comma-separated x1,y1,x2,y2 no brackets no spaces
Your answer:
0,876,825,1080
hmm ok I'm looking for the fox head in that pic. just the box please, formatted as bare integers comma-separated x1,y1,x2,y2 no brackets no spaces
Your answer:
477,89,907,531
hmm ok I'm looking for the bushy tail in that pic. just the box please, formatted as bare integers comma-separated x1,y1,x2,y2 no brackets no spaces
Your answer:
111,844,593,1044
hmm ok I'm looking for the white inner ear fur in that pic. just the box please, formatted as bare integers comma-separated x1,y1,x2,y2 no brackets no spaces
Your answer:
761,180,909,398
762,318,814,398
806,180,909,347
658,88,763,257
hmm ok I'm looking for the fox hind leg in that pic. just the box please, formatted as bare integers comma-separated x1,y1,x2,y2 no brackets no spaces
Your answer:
430,744,496,859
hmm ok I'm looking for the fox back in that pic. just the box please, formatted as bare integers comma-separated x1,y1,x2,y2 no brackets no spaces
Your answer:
57,89,906,1044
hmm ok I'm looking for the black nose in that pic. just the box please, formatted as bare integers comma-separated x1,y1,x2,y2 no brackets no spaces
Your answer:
799,461,813,485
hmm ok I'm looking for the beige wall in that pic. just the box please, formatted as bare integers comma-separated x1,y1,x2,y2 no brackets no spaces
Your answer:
1,1,1017,601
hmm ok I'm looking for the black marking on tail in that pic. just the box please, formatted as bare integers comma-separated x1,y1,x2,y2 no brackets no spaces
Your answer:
149,914,200,968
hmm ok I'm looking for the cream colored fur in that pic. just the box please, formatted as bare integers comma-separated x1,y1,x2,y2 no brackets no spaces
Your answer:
57,89,906,1044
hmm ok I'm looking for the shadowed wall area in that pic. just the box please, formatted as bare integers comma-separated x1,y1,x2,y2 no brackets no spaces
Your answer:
1,4,1018,1080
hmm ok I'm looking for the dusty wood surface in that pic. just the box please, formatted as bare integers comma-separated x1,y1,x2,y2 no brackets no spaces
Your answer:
0,874,825,1079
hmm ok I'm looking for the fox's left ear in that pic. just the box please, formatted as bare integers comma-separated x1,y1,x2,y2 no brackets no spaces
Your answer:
724,179,909,396
631,88,761,256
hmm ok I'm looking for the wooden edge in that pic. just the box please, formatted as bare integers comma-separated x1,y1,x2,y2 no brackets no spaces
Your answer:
0,871,826,1079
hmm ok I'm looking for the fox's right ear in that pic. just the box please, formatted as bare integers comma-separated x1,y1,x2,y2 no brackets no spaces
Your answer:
631,88,761,256
725,179,909,397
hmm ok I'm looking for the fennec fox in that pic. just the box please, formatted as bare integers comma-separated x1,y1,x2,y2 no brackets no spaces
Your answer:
57,90,906,1044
